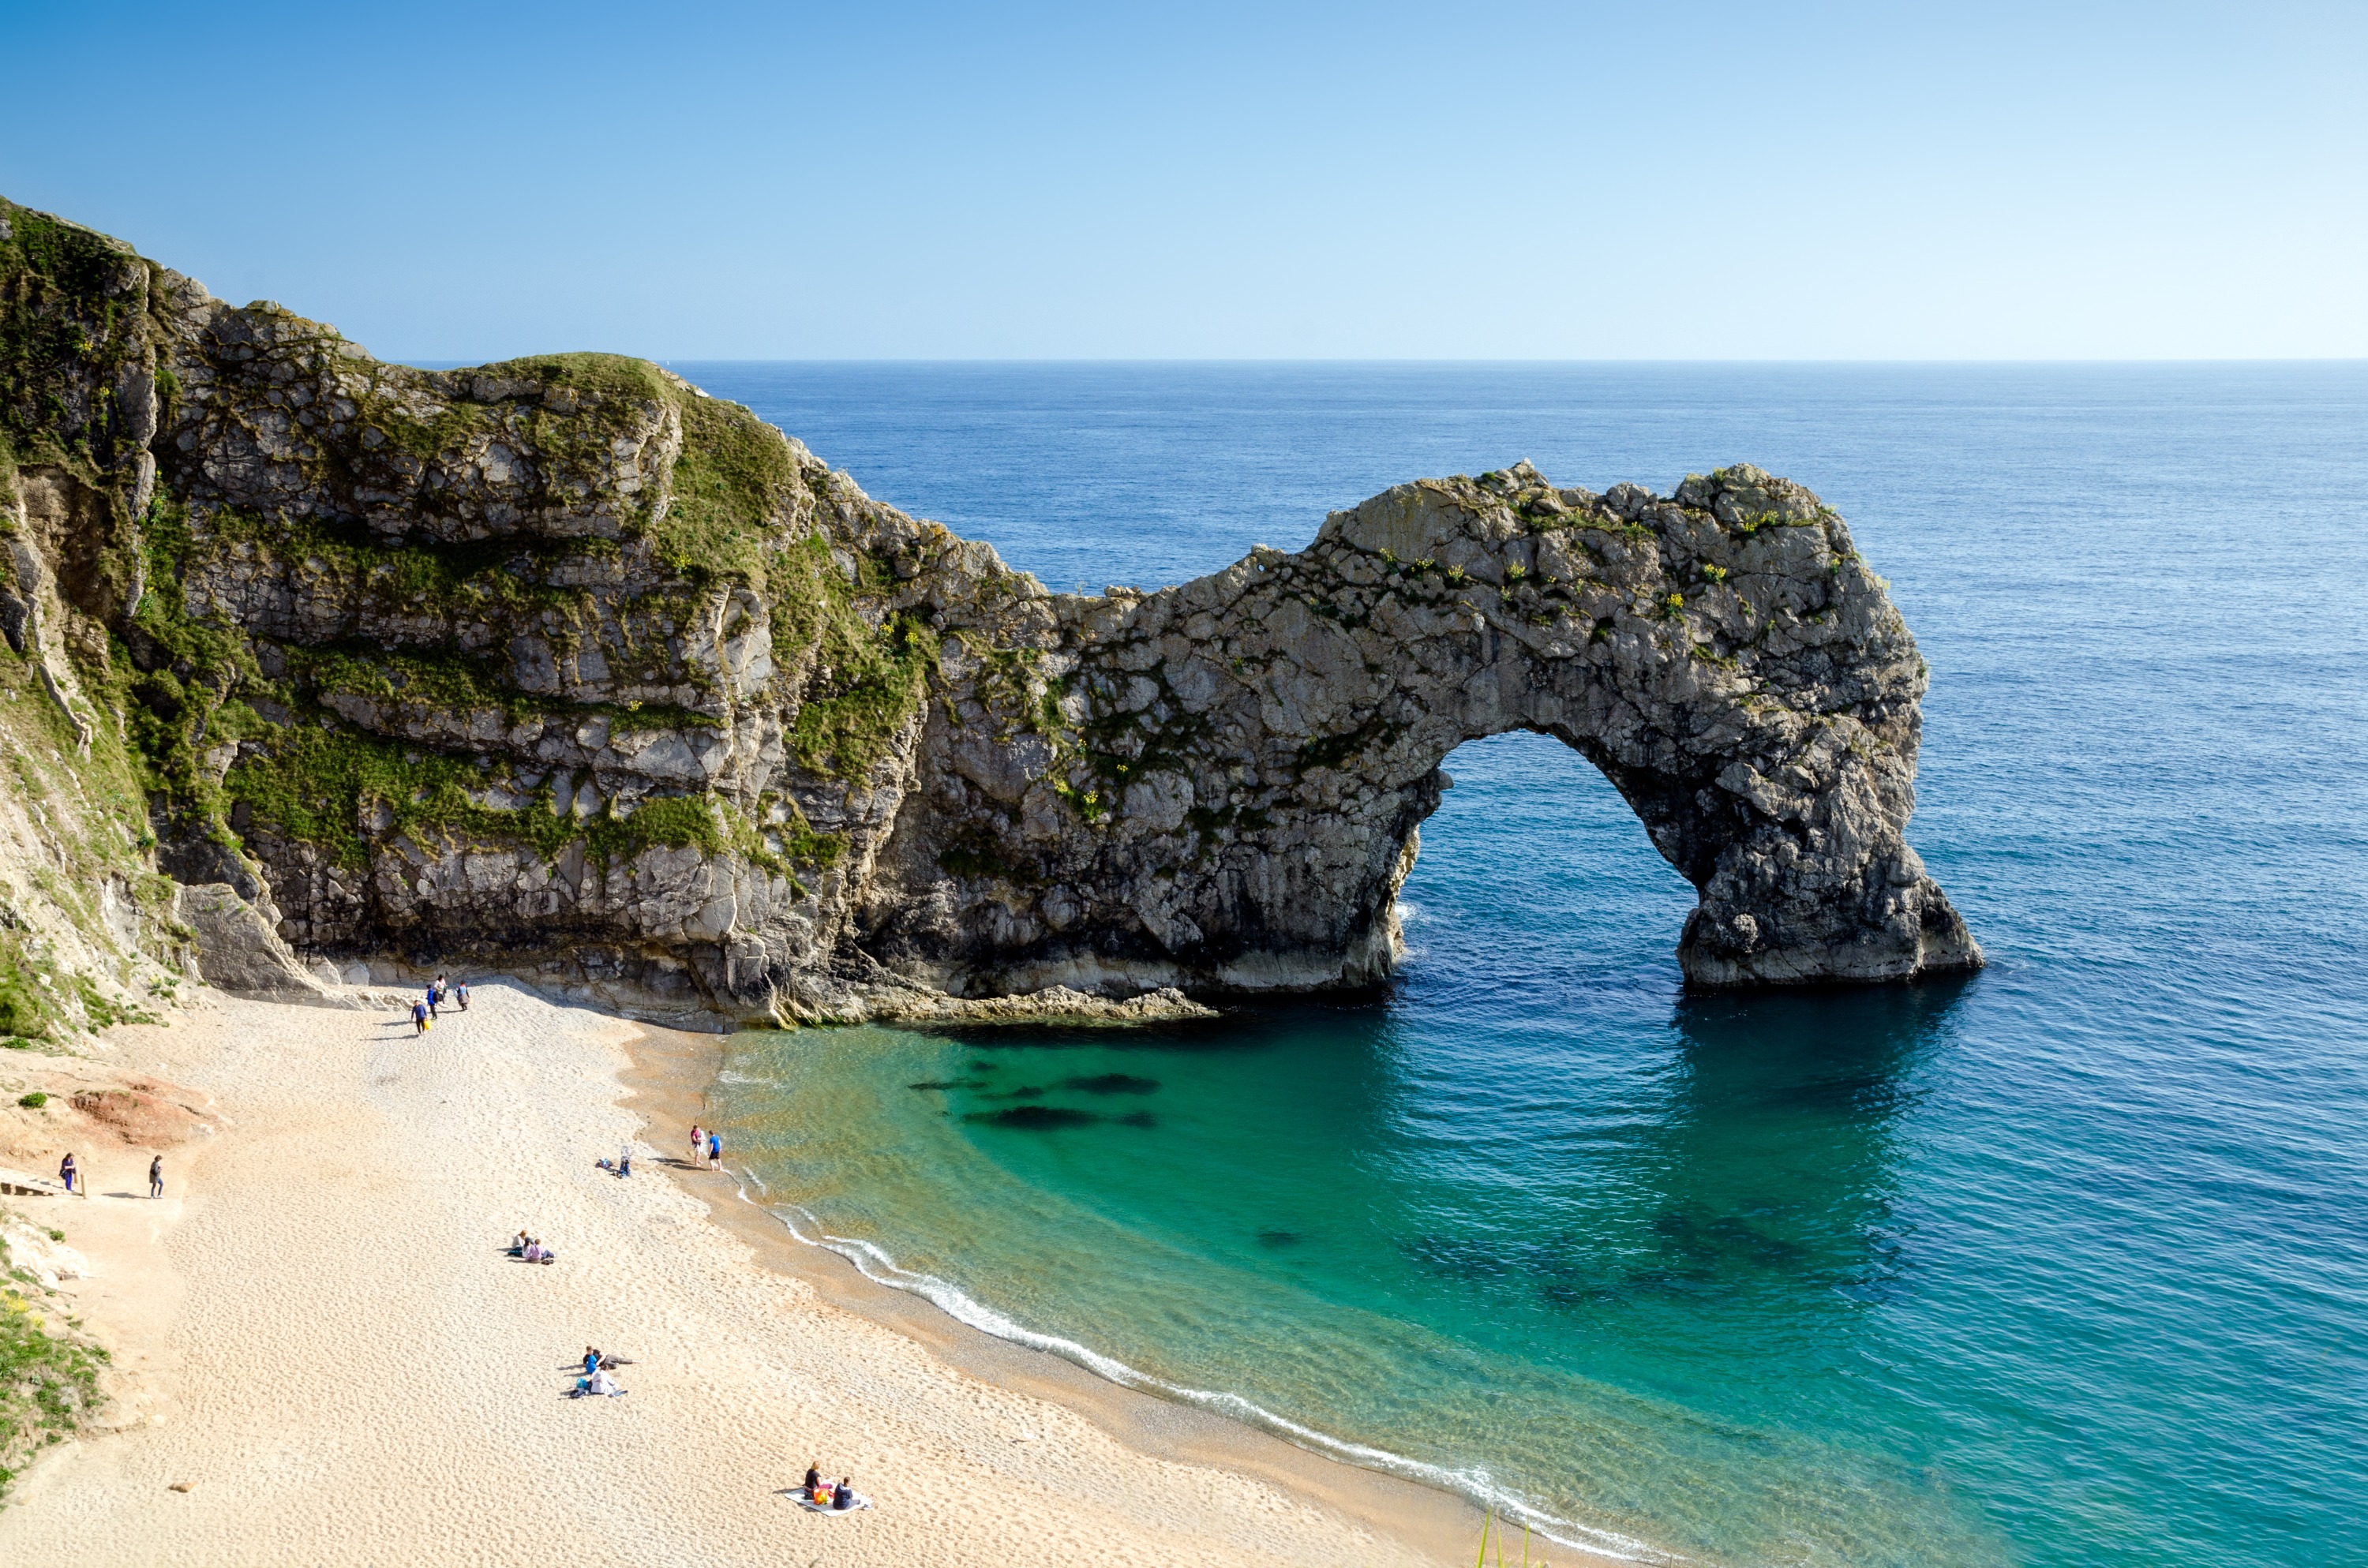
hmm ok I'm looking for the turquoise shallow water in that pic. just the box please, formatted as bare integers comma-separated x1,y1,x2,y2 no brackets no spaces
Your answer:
696,365,2368,1566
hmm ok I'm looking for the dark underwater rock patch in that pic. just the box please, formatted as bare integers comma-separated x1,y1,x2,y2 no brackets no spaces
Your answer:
966,1106,1100,1130
1060,1073,1160,1095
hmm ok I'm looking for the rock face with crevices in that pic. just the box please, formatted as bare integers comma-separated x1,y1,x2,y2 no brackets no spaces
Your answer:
0,196,1977,1025
873,461,1982,996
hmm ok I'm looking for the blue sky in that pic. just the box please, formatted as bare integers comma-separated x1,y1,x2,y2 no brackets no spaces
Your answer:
2,2,2361,359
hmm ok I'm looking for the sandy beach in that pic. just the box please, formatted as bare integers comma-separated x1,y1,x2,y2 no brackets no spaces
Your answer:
0,980,1525,1567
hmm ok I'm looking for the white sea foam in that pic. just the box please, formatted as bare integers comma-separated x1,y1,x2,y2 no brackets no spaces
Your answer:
727,1175,1677,1563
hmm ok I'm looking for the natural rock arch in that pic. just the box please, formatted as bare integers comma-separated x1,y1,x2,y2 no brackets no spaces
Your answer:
0,195,1976,1024
859,461,1981,997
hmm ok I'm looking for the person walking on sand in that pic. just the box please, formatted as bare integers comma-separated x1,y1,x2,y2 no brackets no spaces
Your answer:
58,1151,77,1194
455,980,470,1012
707,1128,721,1171
412,998,429,1035
618,1142,632,1178
688,1123,702,1166
149,1154,164,1199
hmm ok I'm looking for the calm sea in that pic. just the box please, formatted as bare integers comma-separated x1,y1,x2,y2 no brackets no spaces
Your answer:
686,364,2368,1566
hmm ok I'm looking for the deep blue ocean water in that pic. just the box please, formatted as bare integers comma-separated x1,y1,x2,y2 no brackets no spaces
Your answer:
688,364,2368,1566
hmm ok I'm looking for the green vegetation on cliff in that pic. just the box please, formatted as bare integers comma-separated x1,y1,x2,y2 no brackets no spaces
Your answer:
651,391,809,586
223,725,740,873
0,201,146,477
789,607,935,781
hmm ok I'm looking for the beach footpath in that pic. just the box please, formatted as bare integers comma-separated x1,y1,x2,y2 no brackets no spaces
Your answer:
0,982,1448,1567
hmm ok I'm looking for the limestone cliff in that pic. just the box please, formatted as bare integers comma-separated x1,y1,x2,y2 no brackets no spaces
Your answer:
0,196,1977,1027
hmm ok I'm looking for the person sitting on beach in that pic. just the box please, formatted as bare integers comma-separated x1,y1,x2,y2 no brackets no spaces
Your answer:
833,1476,856,1511
802,1461,822,1495
584,1345,601,1378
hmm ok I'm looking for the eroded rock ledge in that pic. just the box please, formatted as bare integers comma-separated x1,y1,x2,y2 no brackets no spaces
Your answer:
0,197,1978,1027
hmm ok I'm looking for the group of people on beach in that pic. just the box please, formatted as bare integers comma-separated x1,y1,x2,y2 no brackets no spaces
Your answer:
800,1460,867,1512
508,1229,556,1263
53,1152,165,1198
574,1345,630,1398
687,1123,722,1170
409,975,470,1035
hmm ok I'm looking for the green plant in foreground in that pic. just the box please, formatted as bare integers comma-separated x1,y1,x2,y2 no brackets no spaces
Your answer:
1471,1509,1536,1568
16,1093,45,1109
0,1229,110,1496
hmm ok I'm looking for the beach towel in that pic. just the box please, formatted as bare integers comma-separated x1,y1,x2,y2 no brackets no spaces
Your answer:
793,1491,873,1514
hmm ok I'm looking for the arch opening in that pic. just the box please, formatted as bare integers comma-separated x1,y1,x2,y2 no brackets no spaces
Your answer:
1388,731,1699,996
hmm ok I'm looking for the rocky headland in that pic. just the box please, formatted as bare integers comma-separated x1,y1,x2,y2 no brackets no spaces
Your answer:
0,196,1977,1031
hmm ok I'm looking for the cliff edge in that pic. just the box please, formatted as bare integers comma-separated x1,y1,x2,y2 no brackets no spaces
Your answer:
0,196,1978,1027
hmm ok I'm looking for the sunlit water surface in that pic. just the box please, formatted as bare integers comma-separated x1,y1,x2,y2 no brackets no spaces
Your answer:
692,365,2368,1567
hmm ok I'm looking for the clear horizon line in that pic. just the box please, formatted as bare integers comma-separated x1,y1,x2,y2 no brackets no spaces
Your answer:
396,354,2368,369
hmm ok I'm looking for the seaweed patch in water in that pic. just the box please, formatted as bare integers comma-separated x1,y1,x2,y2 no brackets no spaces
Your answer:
1061,1073,1160,1095
1257,1229,1305,1248
965,1106,1101,1130
1118,1110,1158,1128
907,1078,992,1091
